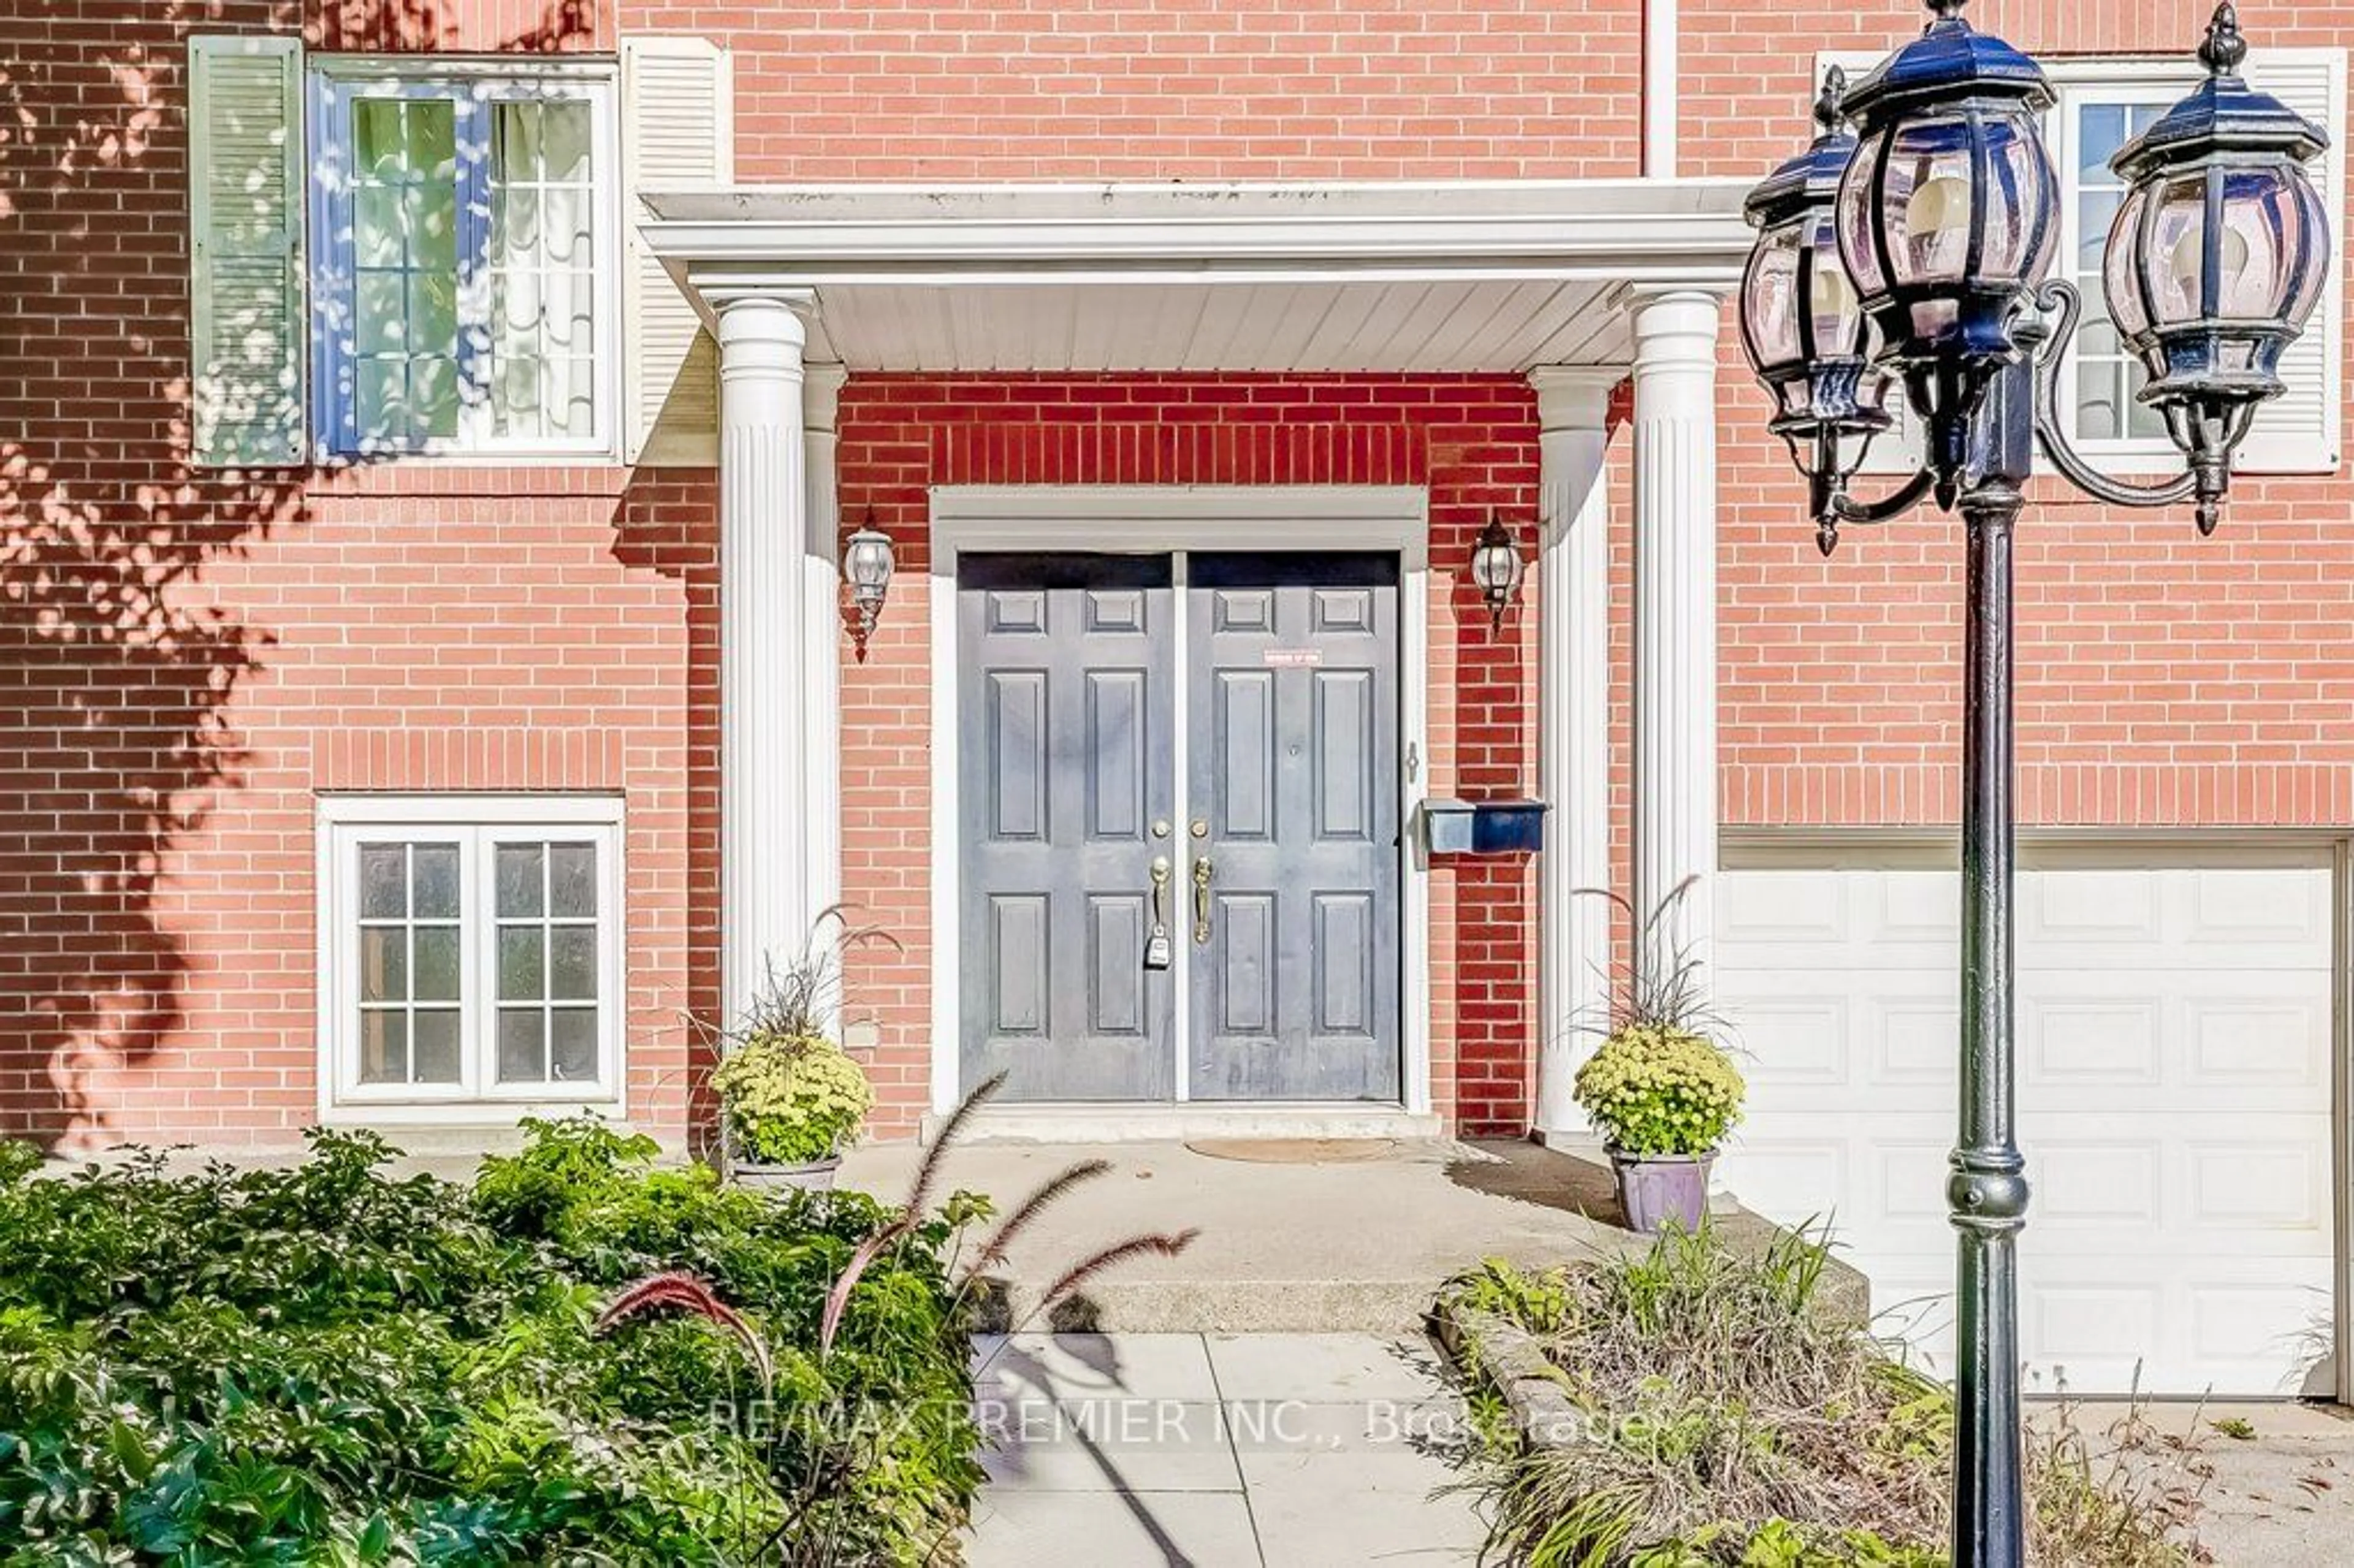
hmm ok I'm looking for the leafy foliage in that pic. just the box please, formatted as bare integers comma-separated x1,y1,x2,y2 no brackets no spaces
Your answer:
1440,1228,2199,1567
0,1122,981,1565
712,1035,876,1166
706,915,890,1166
1573,1023,1746,1157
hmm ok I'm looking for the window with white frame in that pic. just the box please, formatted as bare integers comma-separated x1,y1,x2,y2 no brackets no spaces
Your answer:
2053,82,2194,454
320,797,624,1111
309,61,618,459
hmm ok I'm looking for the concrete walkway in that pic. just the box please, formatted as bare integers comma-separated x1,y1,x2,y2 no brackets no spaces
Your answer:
838,1136,1819,1333
2063,1399,2354,1567
967,1331,1485,1567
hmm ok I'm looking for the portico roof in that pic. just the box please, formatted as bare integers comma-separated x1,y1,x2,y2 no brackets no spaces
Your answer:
638,179,1753,371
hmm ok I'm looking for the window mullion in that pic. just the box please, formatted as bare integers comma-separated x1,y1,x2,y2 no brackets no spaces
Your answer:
463,825,487,1098
458,89,495,452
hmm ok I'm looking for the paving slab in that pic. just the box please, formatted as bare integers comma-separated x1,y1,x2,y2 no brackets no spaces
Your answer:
966,1330,1487,1567
976,1331,1221,1401
965,1486,1263,1567
1204,1332,1450,1402
1238,1449,1484,1567
978,1399,1247,1494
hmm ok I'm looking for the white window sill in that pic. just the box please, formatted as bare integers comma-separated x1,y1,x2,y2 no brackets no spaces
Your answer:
318,1098,628,1129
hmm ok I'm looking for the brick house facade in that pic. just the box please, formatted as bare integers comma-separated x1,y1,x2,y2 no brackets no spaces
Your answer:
3,1,2348,1395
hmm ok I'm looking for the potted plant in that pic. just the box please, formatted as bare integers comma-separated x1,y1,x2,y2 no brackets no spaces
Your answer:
711,1032,872,1192
709,916,885,1192
1570,878,1746,1234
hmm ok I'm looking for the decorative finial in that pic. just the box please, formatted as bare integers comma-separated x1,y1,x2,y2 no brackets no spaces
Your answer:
2200,3,2248,77
1816,520,1841,558
1815,66,1848,135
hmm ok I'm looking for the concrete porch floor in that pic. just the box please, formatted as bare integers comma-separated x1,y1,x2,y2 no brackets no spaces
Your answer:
837,1136,1795,1334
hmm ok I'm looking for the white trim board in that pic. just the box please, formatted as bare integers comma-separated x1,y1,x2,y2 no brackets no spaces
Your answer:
926,484,1434,1121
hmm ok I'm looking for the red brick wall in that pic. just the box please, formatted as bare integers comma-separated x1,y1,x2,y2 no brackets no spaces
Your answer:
0,0,706,1151
835,375,1540,1136
12,0,2353,1150
1688,0,2354,829
624,0,1644,180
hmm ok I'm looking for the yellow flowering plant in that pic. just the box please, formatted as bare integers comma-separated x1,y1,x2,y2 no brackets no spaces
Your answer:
712,1032,874,1165
1572,1022,1745,1157
1569,875,1746,1157
709,912,893,1166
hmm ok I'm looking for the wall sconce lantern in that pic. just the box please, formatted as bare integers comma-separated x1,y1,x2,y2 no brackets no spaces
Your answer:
1469,513,1525,632
844,511,895,650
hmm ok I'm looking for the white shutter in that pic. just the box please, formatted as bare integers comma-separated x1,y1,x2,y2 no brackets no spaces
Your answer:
2237,48,2346,475
621,36,732,466
188,35,305,468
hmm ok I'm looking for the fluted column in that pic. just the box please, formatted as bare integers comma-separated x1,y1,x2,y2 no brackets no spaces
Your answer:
1531,368,1620,1141
802,363,848,953
1630,287,1726,968
716,291,817,1028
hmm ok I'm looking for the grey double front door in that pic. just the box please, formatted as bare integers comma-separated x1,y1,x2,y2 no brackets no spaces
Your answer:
958,550,1403,1103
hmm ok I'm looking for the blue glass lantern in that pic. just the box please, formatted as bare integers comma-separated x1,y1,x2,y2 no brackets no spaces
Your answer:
1835,1,2059,486
1742,67,1894,543
2106,4,2332,531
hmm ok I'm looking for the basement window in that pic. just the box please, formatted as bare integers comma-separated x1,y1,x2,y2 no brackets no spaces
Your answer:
318,795,624,1115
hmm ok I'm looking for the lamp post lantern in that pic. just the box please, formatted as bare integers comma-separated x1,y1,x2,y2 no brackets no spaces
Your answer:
1735,4,2329,1564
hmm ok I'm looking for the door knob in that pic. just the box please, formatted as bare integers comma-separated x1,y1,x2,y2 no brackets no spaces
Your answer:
1191,856,1214,945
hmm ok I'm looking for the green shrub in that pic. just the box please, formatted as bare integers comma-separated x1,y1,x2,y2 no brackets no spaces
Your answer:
1572,1022,1746,1156
0,1121,980,1565
711,1033,875,1165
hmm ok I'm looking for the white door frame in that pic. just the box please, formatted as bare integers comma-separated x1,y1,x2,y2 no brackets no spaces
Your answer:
927,484,1433,1119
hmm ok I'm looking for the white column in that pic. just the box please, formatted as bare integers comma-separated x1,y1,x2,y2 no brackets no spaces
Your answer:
1629,287,1726,969
802,363,848,948
1531,368,1621,1142
716,291,817,1027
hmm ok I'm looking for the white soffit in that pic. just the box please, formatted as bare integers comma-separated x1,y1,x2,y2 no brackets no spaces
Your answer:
638,180,1753,372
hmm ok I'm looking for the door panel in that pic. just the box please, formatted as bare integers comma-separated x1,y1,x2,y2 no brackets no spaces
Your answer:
959,554,1176,1100
1187,554,1401,1100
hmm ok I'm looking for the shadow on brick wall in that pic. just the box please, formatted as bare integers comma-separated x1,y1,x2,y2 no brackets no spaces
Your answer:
0,0,595,1149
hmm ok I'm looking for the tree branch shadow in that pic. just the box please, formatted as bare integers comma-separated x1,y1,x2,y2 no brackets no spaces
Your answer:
0,0,598,1149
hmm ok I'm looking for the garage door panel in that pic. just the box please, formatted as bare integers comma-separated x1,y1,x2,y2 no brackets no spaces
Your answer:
2030,1141,2166,1228
1717,853,2339,1396
2184,1138,2331,1231
2190,1282,2334,1397
1717,1140,1847,1224
2023,996,2164,1087
2184,994,2331,1088
1719,870,1850,945
2023,870,2165,945
2028,1282,2163,1390
1718,995,1851,1084
2185,867,2333,951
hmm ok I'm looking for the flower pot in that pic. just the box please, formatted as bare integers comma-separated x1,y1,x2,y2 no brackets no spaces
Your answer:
725,1153,842,1193
1608,1148,1713,1235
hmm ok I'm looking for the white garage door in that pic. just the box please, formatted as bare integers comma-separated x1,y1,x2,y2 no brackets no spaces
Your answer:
1715,843,2340,1398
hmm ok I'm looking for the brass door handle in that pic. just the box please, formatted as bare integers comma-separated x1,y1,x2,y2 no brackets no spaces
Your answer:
1192,856,1214,945
1145,856,1175,970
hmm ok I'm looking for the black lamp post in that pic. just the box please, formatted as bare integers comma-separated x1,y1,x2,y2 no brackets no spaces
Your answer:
1736,4,2329,1564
